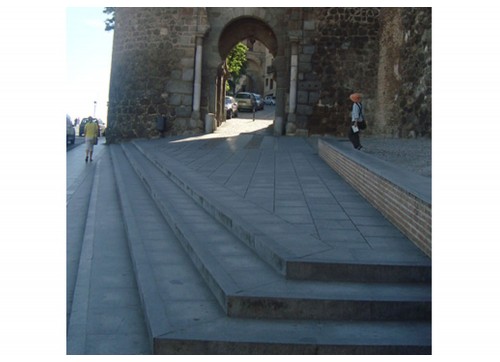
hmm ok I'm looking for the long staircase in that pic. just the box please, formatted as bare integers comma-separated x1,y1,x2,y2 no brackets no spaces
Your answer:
103,135,431,354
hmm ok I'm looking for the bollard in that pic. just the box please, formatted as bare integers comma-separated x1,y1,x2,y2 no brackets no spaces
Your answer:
274,116,283,136
205,113,215,133
156,115,165,132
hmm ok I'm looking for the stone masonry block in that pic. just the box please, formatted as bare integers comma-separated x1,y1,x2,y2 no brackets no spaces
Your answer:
304,20,316,30
182,68,194,81
303,45,315,54
297,91,308,104
165,80,193,95
318,140,431,257
296,104,314,116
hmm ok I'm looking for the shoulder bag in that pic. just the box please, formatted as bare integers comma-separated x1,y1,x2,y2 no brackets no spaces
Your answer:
356,103,367,130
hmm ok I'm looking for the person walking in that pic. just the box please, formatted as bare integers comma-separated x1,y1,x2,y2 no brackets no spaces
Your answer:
84,117,99,162
348,93,367,150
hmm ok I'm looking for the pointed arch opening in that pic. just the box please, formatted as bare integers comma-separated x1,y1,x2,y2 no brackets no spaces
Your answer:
218,17,278,60
213,16,280,134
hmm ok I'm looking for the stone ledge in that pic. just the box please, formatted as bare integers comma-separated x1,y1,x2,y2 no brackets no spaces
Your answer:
318,138,431,257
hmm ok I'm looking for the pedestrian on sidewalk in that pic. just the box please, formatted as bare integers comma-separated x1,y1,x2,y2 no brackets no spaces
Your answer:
84,117,99,162
348,93,367,150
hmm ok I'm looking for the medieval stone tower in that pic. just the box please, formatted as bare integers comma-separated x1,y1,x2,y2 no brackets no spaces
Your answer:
106,7,431,143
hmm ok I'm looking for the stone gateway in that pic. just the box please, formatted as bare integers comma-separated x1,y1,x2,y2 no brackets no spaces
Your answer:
106,7,431,143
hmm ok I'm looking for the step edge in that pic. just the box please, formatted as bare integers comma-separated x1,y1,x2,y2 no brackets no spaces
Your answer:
119,145,432,321
130,141,432,282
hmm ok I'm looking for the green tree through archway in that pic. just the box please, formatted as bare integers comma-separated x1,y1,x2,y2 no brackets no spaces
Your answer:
225,42,248,94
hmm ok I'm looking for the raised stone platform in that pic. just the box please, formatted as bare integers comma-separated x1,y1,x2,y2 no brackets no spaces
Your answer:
104,134,431,354
318,138,431,257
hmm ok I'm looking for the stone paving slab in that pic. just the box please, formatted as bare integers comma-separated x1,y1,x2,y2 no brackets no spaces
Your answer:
322,137,431,203
132,137,431,282
116,143,430,320
67,125,432,354
155,319,431,354
67,149,150,355
109,144,431,354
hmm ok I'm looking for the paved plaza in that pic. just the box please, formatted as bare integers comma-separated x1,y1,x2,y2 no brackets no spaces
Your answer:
67,114,431,354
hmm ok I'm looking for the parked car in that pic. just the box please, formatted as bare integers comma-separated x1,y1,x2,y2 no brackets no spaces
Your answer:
79,117,104,137
66,115,75,144
264,95,276,105
225,96,239,119
252,93,264,110
235,92,256,112
79,117,92,136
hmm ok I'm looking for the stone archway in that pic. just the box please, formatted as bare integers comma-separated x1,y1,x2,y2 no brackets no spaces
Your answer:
218,17,278,59
213,16,282,134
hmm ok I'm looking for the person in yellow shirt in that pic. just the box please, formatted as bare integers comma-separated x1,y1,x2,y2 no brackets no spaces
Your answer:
84,117,99,162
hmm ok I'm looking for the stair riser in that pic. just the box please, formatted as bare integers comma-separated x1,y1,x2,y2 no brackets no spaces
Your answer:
227,297,431,321
287,262,431,283
121,144,431,321
137,145,289,276
120,145,230,312
154,339,431,355
110,144,432,355
132,142,431,283
140,181,432,322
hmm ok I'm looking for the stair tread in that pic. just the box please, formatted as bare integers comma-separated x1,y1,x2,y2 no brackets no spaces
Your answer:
121,144,430,297
110,145,431,353
159,318,431,346
132,140,431,280
115,144,430,323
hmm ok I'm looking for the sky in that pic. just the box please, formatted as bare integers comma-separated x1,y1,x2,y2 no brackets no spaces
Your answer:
66,7,113,123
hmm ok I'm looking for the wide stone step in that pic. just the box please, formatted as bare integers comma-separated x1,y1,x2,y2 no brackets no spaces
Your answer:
131,139,431,283
155,320,431,354
109,144,431,354
116,143,430,322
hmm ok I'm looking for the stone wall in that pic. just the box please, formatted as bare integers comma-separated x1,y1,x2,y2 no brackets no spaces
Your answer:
398,8,432,137
107,8,207,142
106,7,431,142
375,8,404,135
307,8,381,136
374,8,431,137
303,7,431,138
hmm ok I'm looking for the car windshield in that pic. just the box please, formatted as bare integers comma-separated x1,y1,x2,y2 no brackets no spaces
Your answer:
237,93,251,99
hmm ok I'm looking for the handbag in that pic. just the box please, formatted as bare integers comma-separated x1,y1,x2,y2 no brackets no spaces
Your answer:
356,103,367,130
94,137,98,145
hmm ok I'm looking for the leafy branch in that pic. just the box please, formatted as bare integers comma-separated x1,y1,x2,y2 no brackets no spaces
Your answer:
103,7,115,31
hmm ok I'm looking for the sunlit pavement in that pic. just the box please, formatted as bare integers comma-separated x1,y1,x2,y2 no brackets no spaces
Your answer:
203,106,275,139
